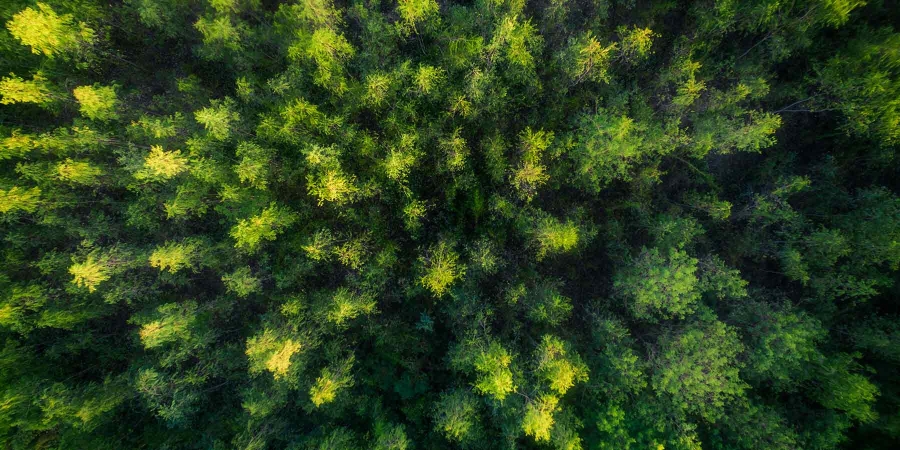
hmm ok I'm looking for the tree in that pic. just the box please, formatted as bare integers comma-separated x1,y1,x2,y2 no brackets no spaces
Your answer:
194,98,239,140
814,353,880,423
230,204,297,252
246,328,303,380
615,248,700,321
732,300,825,389
0,186,41,214
433,389,480,443
134,146,189,181
650,313,747,421
418,241,465,297
0,0,899,448
396,0,439,34
567,112,654,193
57,159,103,185
194,15,246,59
5,3,95,57
148,240,199,274
560,32,617,84
69,255,111,293
534,335,588,396
522,394,558,442
531,215,581,260
310,356,354,407
0,73,53,105
471,341,516,401
371,421,410,450
222,266,261,298
73,85,119,121
511,128,554,202
322,288,377,327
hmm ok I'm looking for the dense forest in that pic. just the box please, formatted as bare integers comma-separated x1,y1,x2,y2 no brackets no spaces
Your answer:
1,0,899,448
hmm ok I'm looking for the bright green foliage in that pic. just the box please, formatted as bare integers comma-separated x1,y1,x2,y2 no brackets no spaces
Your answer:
234,141,272,189
671,59,706,108
780,247,810,285
439,129,469,172
148,240,199,274
194,99,239,140
308,168,359,205
130,113,183,139
0,186,41,214
489,15,541,74
303,228,335,261
0,73,52,105
817,29,900,145
0,1,899,448
310,356,354,407
324,288,376,327
230,203,297,252
5,3,94,57
693,111,782,155
334,236,369,269
299,28,355,93
73,85,119,121
246,329,303,379
138,302,198,350
134,146,189,181
569,113,651,192
433,389,479,442
522,394,559,442
615,248,700,320
57,159,103,185
526,282,573,326
472,341,516,401
397,0,438,33
0,130,35,160
650,214,704,250
364,73,394,108
686,191,733,220
815,354,880,423
69,256,110,292
617,26,656,61
562,32,617,84
403,199,427,232
533,216,580,259
419,241,465,297
414,64,444,95
385,148,417,182
222,266,260,298
534,335,588,395
512,128,554,201
194,15,245,57
651,315,746,421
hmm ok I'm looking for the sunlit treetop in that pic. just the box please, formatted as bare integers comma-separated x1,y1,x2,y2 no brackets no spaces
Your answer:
134,146,189,182
246,329,303,380
5,3,95,57
0,73,52,105
419,241,465,297
69,255,110,293
73,85,119,121
57,159,103,185
0,186,41,214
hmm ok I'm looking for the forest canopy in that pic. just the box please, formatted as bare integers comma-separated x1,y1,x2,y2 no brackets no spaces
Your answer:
0,0,899,449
